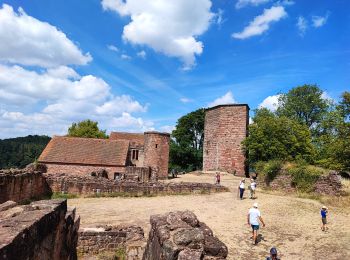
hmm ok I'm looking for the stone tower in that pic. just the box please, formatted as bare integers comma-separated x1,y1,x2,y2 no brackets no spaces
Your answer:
203,104,249,176
144,131,170,179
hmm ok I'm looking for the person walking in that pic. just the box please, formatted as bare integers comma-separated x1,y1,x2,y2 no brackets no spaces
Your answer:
250,179,257,199
247,202,265,245
321,206,328,231
216,172,221,185
238,179,245,200
266,247,280,260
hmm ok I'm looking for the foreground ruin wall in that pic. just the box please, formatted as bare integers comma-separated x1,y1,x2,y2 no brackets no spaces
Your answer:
143,210,228,259
0,169,50,204
0,199,79,260
78,225,146,259
45,173,228,196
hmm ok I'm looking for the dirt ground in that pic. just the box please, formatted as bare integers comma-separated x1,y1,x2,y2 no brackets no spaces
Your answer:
69,173,350,260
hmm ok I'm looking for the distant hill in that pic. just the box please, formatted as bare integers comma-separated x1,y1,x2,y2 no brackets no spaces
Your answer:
0,135,51,169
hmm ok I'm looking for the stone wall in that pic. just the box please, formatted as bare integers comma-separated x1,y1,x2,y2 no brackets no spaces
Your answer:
125,166,152,182
315,171,342,195
44,173,228,197
45,163,126,179
143,210,228,259
260,171,342,195
144,132,170,179
203,104,249,176
78,225,145,259
0,199,79,260
0,169,50,204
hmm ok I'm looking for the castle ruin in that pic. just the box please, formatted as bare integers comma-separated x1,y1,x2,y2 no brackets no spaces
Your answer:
203,104,249,176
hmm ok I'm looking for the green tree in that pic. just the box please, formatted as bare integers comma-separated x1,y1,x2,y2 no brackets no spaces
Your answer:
315,92,350,171
277,84,329,129
243,108,315,165
67,120,108,139
170,108,205,171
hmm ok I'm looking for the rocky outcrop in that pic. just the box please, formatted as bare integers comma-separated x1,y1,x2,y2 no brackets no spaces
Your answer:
143,211,228,260
0,199,80,260
45,173,229,197
0,169,50,204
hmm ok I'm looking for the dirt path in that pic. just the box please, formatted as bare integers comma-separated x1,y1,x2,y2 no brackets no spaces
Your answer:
69,173,350,259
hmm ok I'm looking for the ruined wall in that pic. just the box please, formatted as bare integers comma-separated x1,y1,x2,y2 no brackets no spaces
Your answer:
45,174,228,196
143,132,170,179
78,225,145,258
45,163,125,179
125,166,151,182
260,171,342,195
0,169,49,204
315,171,342,195
0,199,79,260
143,210,228,259
203,104,249,176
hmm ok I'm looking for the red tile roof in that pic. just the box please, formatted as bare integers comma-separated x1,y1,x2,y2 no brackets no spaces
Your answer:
38,136,129,166
109,132,144,148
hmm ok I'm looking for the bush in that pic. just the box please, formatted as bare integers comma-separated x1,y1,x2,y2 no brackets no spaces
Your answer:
254,160,283,184
288,165,324,192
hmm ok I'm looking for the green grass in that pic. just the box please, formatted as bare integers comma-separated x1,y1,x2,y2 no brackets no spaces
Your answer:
51,192,79,199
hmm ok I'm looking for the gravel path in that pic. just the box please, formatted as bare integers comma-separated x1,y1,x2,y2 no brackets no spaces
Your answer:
69,173,350,259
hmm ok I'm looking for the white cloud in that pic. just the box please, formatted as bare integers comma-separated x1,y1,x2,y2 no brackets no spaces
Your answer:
108,112,154,132
107,44,119,52
159,125,175,133
102,0,214,69
0,64,151,138
258,94,281,111
312,13,330,28
121,54,131,60
232,6,287,39
235,0,270,9
215,9,225,27
297,16,307,36
137,50,146,59
180,97,193,103
208,91,236,107
0,4,91,68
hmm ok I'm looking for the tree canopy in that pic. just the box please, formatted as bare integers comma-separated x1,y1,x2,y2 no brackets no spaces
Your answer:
245,87,350,171
170,108,205,171
277,84,329,129
67,119,108,139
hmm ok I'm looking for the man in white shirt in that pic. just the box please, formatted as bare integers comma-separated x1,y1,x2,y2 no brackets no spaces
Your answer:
247,202,265,245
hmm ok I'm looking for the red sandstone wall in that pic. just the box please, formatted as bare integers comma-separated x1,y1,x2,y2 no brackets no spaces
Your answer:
143,132,170,179
45,163,125,179
203,105,249,176
0,170,49,204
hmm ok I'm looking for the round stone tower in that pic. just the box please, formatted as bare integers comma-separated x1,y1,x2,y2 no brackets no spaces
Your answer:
143,131,170,179
203,104,249,176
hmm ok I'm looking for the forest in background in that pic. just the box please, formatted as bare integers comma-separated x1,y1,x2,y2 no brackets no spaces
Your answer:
0,135,51,169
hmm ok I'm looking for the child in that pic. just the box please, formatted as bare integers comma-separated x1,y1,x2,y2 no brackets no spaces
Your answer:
321,206,328,231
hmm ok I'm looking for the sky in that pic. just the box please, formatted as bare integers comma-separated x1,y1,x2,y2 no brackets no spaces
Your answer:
0,0,349,138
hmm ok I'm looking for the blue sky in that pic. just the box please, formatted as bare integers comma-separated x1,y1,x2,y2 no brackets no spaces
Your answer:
0,0,349,138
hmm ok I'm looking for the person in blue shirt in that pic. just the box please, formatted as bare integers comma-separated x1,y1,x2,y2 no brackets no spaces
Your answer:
321,206,328,231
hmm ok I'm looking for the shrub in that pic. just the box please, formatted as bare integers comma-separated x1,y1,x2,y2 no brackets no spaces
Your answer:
255,160,283,184
288,165,324,192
